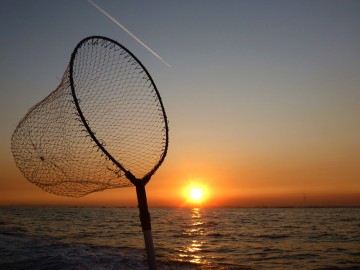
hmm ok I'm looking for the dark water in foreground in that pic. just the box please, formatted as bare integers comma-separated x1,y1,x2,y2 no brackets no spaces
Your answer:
0,207,359,269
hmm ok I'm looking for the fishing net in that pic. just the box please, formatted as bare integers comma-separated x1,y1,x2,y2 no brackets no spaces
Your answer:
11,36,169,197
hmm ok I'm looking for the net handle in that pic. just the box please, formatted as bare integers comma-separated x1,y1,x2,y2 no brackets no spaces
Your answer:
136,184,157,269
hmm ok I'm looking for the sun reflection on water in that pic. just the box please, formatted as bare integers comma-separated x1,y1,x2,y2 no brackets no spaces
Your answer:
176,208,209,265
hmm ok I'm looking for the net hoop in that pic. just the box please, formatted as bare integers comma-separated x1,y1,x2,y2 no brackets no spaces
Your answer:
69,36,169,186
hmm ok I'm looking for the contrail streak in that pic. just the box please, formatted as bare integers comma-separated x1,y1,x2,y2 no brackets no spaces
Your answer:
87,0,171,67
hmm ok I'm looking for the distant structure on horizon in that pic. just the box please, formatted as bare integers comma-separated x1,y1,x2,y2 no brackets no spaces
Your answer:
303,193,307,207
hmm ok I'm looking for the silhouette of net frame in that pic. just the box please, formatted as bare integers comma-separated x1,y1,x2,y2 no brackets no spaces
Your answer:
11,36,169,269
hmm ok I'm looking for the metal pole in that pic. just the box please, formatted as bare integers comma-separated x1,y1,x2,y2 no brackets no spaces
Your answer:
136,184,157,270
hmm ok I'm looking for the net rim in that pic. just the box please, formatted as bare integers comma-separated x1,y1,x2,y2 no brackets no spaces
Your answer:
68,36,169,186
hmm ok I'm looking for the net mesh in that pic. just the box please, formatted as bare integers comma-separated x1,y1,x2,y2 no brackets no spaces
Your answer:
11,36,168,197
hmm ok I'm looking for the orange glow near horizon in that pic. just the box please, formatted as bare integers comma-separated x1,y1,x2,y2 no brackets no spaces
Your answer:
1,156,359,208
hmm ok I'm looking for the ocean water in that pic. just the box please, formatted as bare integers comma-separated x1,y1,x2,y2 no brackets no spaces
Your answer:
0,207,359,270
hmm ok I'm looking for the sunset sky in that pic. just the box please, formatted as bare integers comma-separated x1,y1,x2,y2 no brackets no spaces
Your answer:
0,0,359,207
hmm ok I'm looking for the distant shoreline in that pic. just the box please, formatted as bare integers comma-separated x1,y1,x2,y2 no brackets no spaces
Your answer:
1,205,359,209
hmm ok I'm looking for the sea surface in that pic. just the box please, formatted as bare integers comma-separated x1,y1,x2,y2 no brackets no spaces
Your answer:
0,207,359,270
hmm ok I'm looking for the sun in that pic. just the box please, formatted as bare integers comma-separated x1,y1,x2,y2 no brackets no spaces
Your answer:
189,187,204,202
182,181,210,206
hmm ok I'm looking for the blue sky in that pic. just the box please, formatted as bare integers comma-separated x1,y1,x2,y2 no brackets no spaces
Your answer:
1,0,359,206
